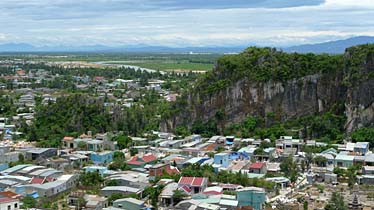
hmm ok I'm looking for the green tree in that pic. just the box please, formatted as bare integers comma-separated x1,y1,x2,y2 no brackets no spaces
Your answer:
280,156,299,183
116,135,133,149
21,196,36,209
303,201,308,210
143,185,164,207
130,148,138,156
106,180,119,186
172,190,187,204
314,156,327,167
108,193,124,204
18,153,25,164
78,141,87,150
325,192,347,210
79,171,104,188
113,151,125,160
352,128,374,148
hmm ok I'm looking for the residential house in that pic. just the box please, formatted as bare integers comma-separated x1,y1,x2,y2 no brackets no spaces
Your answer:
149,163,180,180
160,140,183,149
236,187,267,210
248,162,267,174
276,136,302,156
18,174,78,198
25,148,57,161
106,173,149,189
354,142,370,155
265,177,290,189
42,158,69,170
127,154,157,168
62,136,75,149
0,164,31,176
358,175,374,185
266,162,281,174
0,151,23,163
85,140,104,152
67,192,85,207
365,154,374,166
178,177,208,194
363,166,374,175
0,198,20,210
101,186,143,197
61,153,89,167
84,166,110,177
159,182,178,207
334,153,354,168
113,198,150,210
90,151,113,165
85,194,109,210
213,153,230,172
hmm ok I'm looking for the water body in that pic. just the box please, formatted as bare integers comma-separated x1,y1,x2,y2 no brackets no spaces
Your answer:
93,61,166,75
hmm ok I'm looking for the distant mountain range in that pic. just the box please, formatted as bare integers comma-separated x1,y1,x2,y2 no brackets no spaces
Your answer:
0,36,373,54
283,36,374,54
0,43,246,53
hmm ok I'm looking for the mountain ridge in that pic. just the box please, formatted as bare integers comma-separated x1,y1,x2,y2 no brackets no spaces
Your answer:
1,36,373,53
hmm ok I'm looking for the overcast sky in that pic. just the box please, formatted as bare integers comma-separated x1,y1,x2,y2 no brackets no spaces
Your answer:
0,0,373,47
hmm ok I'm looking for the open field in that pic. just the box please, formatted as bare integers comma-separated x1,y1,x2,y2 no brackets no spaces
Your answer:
0,53,219,72
106,61,214,72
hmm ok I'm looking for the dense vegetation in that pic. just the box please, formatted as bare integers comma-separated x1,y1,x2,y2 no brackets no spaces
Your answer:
20,92,167,147
196,47,343,95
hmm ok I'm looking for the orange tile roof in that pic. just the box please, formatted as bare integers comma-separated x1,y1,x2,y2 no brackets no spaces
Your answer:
63,136,74,141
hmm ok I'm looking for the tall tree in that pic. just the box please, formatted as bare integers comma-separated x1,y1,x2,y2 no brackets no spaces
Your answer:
325,192,347,210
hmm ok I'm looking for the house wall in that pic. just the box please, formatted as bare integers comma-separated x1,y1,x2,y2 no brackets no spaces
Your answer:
90,152,113,164
101,189,138,197
0,200,20,210
149,167,164,178
237,190,266,210
334,159,353,168
214,154,230,168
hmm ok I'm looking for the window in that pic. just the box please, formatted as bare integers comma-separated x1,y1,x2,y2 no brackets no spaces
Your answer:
15,203,18,208
8,205,11,210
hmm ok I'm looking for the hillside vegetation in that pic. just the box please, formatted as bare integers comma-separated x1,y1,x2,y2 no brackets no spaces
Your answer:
162,44,374,143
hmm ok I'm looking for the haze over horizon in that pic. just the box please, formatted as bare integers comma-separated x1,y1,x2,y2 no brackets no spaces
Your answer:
0,0,373,47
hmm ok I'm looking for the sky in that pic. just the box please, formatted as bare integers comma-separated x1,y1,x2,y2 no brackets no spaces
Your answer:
0,0,373,47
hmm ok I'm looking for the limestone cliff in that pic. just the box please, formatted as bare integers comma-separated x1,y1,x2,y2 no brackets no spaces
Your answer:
161,45,374,133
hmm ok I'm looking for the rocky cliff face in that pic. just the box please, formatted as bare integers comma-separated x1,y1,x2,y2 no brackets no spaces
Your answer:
344,46,374,132
161,45,374,133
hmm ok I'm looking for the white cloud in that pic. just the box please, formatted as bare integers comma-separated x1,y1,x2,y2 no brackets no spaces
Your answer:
0,0,373,46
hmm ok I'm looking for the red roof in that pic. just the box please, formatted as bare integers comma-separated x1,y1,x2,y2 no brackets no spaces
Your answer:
203,191,222,195
179,177,194,185
180,185,191,193
142,154,157,162
30,177,45,184
250,162,265,169
0,191,21,199
127,160,143,165
46,177,55,183
192,177,204,186
94,76,105,81
0,197,17,203
63,136,74,141
128,154,157,165
165,166,180,175
178,177,207,187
